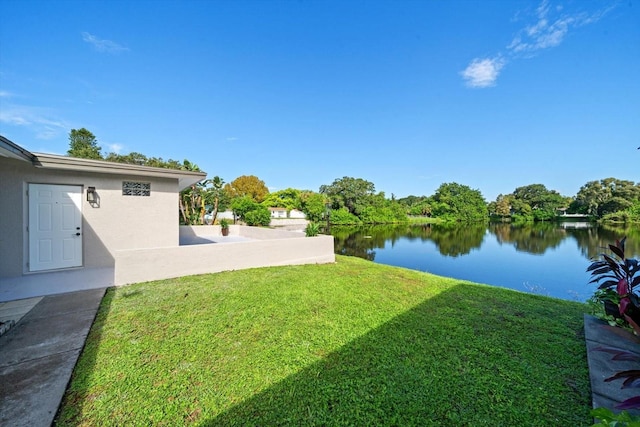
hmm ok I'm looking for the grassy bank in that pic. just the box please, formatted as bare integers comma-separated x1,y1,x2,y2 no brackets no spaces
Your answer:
57,256,591,426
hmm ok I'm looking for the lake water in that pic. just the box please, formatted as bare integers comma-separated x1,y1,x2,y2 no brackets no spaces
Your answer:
330,222,640,301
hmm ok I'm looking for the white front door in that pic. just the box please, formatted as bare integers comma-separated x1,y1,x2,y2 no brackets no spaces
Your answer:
28,184,83,272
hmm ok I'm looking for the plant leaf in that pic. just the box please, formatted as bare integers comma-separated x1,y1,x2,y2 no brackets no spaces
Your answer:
610,243,625,260
605,370,640,385
616,395,640,410
587,262,607,272
623,376,640,389
589,266,613,275
598,280,620,289
593,346,640,362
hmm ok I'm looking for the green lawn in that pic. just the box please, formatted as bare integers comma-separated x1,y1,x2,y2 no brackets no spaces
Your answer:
57,255,591,426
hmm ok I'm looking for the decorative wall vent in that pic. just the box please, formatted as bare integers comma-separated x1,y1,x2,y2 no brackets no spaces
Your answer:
122,181,151,196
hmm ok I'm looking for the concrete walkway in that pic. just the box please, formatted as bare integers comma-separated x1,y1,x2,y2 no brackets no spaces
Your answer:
0,288,106,427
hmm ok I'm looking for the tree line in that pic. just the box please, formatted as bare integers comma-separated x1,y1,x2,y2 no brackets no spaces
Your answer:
67,128,640,225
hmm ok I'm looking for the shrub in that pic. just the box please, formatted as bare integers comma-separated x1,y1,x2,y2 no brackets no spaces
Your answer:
305,222,320,237
591,408,640,426
231,196,260,222
587,237,640,335
329,207,362,225
244,207,271,226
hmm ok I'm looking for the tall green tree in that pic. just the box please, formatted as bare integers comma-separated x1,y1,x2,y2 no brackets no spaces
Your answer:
299,191,327,222
398,195,433,216
104,151,184,170
320,176,376,216
178,161,207,225
68,128,102,159
511,184,567,221
570,178,640,217
431,182,488,222
358,192,408,223
104,151,147,165
230,196,261,222
261,188,301,212
205,176,228,224
494,194,513,219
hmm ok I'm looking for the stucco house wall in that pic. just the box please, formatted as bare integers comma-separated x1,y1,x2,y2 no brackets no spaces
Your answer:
1,136,335,301
0,144,205,279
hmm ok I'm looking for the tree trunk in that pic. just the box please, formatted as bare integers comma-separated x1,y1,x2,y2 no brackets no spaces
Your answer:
211,198,220,225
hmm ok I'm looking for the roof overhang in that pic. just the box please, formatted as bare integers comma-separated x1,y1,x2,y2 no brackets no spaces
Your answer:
32,153,207,190
0,135,36,163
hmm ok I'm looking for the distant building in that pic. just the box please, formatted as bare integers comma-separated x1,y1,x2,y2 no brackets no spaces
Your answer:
268,208,306,219
269,207,288,218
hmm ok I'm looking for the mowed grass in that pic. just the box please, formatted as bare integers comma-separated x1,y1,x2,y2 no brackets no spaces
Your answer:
57,255,591,426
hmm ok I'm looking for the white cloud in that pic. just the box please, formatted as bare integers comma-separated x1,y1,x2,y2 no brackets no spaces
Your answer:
0,90,13,98
106,143,124,153
36,127,60,140
0,109,30,126
82,32,129,54
460,57,506,88
0,104,69,140
507,0,611,56
462,0,614,88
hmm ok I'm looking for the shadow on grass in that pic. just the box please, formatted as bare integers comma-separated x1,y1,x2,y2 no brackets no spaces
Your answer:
204,284,591,426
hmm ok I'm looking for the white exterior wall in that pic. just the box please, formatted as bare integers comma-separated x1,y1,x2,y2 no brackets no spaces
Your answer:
270,209,287,218
1,152,335,297
0,156,179,278
289,209,306,219
115,226,335,285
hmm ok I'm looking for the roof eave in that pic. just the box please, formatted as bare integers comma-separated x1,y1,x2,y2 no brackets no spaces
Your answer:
32,153,207,190
0,135,36,163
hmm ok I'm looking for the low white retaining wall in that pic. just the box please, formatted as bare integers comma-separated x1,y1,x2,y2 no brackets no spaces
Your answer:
113,226,335,285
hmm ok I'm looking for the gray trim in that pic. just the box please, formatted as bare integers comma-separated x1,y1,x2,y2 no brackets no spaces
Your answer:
32,153,206,190
0,135,206,189
0,135,36,163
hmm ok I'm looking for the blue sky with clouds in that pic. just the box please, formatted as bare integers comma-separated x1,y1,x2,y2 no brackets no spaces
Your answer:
1,0,638,201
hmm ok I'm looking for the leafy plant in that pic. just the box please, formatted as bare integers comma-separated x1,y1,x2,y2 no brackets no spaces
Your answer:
305,222,320,237
589,288,627,328
231,195,261,221
591,407,640,426
244,207,271,226
588,237,640,335
219,218,229,229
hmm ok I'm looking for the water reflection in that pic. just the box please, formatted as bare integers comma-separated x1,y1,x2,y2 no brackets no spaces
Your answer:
330,222,639,301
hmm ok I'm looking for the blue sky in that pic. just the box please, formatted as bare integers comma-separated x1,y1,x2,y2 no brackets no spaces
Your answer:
1,0,638,201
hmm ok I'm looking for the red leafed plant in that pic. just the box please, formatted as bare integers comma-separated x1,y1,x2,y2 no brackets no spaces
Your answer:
588,237,640,335
589,237,640,413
